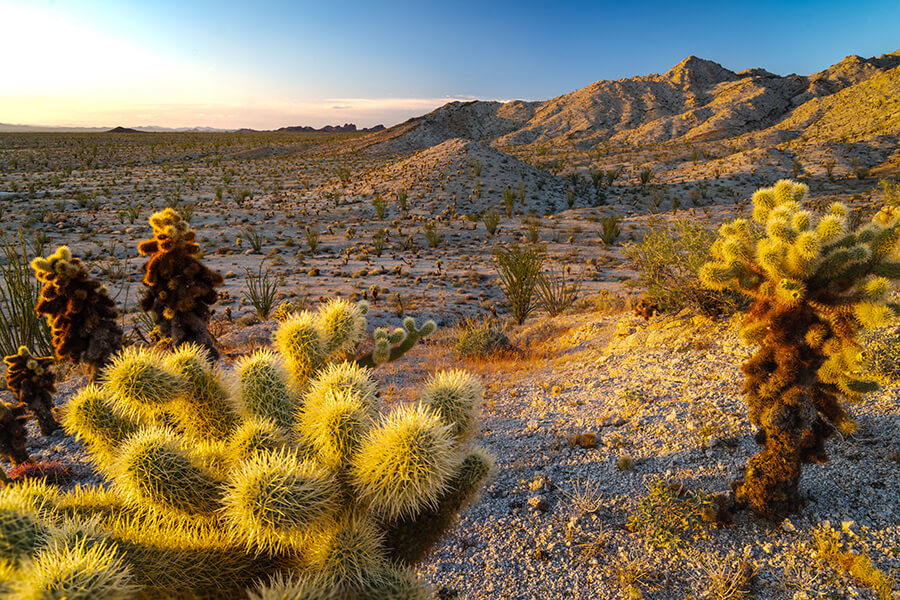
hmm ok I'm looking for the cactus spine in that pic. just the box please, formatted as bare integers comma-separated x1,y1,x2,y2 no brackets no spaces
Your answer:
700,179,900,520
31,298,490,598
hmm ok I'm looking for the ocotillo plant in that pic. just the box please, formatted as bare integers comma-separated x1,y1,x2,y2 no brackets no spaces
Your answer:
3,346,59,435
700,179,900,520
138,208,224,359
31,246,122,379
1,298,490,599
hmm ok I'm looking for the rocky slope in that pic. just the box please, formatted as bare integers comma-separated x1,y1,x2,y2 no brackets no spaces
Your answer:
350,49,900,154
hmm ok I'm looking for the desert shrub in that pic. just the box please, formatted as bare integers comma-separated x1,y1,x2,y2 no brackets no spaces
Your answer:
6,300,487,598
625,218,747,316
371,194,387,219
423,221,441,248
700,179,900,520
627,479,715,550
482,208,500,235
494,244,545,325
599,215,620,246
536,265,582,317
244,261,278,320
0,231,52,357
305,226,319,254
455,317,512,360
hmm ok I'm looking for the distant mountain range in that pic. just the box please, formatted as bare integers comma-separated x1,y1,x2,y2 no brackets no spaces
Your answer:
347,49,900,154
0,123,385,134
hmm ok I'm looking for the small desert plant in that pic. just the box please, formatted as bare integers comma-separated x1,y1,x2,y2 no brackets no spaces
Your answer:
482,207,500,235
825,159,836,180
372,229,386,257
397,189,408,212
627,479,715,550
700,179,900,520
536,265,583,317
878,178,900,206
372,194,387,220
494,244,545,325
566,187,575,209
0,231,52,358
625,218,746,315
638,166,653,187
503,187,515,217
599,215,620,246
423,221,441,248
244,227,264,253
305,226,319,254
455,317,512,360
524,217,541,244
244,261,278,320
814,523,896,600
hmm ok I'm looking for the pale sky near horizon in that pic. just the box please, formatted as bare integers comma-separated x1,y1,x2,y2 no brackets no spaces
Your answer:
2,0,899,129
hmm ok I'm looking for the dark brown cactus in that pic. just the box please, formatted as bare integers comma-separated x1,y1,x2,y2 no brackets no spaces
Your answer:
0,401,31,468
4,346,59,435
138,209,223,359
31,246,123,379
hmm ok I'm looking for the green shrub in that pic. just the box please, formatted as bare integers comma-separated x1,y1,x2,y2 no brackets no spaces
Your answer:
599,215,620,246
625,218,746,315
494,244,545,325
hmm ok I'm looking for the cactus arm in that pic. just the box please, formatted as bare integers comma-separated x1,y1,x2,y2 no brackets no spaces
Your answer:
355,318,436,369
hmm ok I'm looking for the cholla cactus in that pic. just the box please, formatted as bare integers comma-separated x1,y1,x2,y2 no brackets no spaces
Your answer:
31,246,122,379
138,208,224,359
700,179,900,520
4,346,59,435
6,299,488,598
0,402,30,471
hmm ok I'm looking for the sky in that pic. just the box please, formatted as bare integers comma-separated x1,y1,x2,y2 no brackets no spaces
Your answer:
2,0,899,130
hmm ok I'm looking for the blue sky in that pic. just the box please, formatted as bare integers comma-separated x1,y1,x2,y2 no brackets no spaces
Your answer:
2,0,899,128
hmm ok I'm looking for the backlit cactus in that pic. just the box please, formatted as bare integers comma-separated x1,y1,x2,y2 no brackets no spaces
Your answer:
16,298,490,598
138,208,224,359
31,246,122,379
0,402,31,470
4,346,59,435
700,179,900,520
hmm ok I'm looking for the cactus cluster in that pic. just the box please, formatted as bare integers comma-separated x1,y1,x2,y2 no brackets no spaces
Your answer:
0,402,30,474
701,180,900,520
31,246,123,378
4,346,60,435
138,208,224,359
1,299,489,598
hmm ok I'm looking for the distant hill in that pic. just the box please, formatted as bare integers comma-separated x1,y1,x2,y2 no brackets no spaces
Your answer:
107,126,143,133
275,123,385,133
